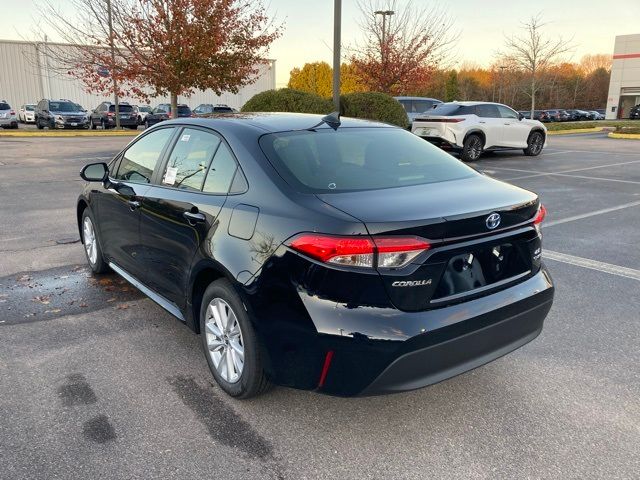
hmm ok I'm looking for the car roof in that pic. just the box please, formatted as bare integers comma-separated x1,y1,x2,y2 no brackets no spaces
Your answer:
393,96,441,101
443,101,508,107
153,112,395,134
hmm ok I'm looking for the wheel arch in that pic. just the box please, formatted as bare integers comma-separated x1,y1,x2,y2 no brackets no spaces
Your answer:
188,261,237,333
76,198,89,241
463,129,486,146
529,127,546,141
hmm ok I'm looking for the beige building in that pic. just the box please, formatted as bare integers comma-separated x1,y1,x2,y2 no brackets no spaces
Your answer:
606,34,640,119
0,39,275,111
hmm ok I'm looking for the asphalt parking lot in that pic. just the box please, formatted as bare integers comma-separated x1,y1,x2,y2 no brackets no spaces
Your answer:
1,133,638,479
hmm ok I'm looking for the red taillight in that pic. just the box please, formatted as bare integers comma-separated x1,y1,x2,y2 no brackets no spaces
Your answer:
107,111,114,117
317,350,334,388
288,234,430,269
533,204,547,225
167,111,173,118
10,110,15,115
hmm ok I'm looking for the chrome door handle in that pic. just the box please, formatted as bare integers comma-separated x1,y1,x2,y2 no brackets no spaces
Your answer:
128,200,141,210
183,211,206,225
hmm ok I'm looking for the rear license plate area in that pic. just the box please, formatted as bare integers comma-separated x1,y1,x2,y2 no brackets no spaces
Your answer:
431,242,530,302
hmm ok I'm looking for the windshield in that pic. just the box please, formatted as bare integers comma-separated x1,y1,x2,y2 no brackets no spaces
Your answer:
49,102,82,112
26,105,35,111
259,127,476,193
0,102,10,110
178,106,191,114
138,106,151,112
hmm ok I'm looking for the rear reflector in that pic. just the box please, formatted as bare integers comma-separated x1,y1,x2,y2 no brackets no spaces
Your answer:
288,234,430,269
533,204,547,225
318,350,334,388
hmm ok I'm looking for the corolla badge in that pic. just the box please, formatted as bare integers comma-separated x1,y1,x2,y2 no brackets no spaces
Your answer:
485,212,501,230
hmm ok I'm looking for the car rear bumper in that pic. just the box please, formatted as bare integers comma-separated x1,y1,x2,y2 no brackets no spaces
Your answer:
0,117,17,127
251,255,554,396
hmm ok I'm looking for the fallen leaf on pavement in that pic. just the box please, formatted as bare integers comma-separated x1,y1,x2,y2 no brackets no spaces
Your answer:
33,295,51,305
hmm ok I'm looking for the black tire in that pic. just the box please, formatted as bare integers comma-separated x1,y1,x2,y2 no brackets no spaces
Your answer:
36,118,44,130
461,134,484,162
137,116,142,125
144,119,150,129
524,131,545,156
100,119,107,130
80,208,110,274
91,119,97,130
199,279,271,399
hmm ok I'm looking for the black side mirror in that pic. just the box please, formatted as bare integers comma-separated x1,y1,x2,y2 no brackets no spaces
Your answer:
80,162,109,182
518,113,525,120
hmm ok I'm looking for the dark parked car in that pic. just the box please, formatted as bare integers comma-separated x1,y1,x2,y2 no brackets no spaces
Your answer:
35,99,90,129
193,104,235,116
90,102,138,129
394,96,443,124
77,113,554,398
144,103,193,127
565,109,591,121
545,109,570,122
630,104,640,120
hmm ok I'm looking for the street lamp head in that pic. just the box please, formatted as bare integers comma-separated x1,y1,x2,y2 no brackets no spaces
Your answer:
374,10,395,16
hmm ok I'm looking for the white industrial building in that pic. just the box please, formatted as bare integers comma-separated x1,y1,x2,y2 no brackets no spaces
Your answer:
606,33,640,119
0,39,275,111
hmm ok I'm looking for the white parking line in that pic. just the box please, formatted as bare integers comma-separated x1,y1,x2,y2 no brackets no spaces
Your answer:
542,200,640,228
543,250,640,281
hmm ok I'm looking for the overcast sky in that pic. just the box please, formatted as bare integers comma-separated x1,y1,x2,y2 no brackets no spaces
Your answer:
6,0,640,87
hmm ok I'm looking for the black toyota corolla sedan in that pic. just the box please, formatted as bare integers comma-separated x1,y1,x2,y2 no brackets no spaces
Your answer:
77,113,554,398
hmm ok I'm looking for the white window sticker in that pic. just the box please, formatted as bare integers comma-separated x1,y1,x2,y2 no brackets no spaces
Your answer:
181,134,191,142
164,166,178,185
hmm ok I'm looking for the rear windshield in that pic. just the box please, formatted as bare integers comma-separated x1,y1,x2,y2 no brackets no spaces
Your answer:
108,105,134,112
178,106,191,114
26,105,35,111
428,103,475,116
213,106,234,113
138,106,151,112
0,102,11,110
259,127,476,193
49,102,82,112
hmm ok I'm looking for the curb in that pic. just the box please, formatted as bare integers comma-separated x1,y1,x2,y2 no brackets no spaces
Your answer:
608,132,640,140
0,130,140,138
547,127,604,135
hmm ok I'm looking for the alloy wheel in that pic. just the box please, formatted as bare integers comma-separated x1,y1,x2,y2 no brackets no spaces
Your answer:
530,134,543,154
469,137,482,160
83,216,98,265
204,298,245,384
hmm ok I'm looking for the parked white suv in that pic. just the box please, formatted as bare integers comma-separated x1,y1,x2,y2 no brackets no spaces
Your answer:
412,101,547,161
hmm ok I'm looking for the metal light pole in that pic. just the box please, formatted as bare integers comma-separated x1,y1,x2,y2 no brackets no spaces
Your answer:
332,0,341,111
106,0,120,129
498,65,507,104
374,10,394,63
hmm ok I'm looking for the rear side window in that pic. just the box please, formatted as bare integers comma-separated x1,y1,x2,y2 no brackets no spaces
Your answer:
178,106,192,115
413,100,437,113
476,104,500,118
202,143,238,194
162,128,221,191
0,103,11,110
116,128,174,184
260,127,476,193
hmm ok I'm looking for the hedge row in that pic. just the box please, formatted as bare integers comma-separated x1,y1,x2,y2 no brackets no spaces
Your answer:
241,88,409,129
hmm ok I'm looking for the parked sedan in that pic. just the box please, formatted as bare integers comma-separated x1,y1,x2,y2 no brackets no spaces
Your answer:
565,109,591,121
18,104,36,123
545,109,570,122
76,113,554,398
0,101,18,129
144,103,193,127
134,105,152,124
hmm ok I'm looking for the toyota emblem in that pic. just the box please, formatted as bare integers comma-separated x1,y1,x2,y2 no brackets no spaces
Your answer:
486,212,501,230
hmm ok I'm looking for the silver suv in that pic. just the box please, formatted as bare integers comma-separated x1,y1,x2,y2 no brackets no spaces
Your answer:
0,101,18,129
